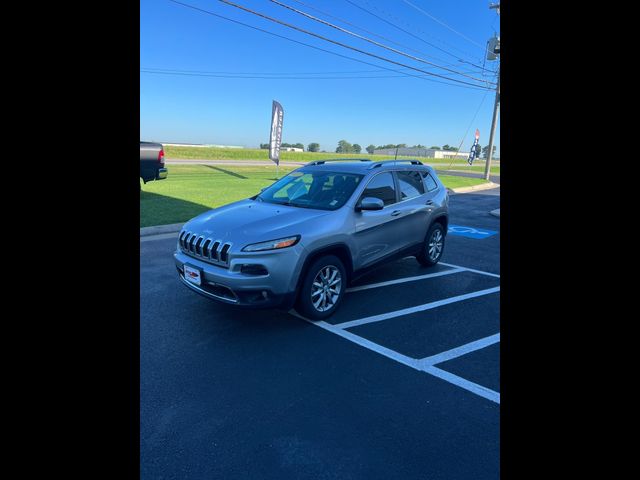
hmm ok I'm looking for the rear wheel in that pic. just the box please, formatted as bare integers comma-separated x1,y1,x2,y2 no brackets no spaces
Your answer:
297,255,346,320
416,222,446,266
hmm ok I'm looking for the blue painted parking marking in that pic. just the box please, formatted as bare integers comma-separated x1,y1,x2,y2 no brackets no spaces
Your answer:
448,224,498,239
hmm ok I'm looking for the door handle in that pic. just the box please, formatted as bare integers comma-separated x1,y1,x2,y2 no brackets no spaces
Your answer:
425,200,434,206
391,210,401,216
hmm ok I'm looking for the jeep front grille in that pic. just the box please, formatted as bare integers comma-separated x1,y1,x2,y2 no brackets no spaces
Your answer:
179,230,232,267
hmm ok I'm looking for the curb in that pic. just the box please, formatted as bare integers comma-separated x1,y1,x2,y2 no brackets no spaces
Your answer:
490,209,500,218
140,222,184,237
449,181,499,194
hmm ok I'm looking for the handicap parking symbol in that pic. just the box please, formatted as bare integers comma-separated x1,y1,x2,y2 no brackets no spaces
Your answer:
448,224,498,239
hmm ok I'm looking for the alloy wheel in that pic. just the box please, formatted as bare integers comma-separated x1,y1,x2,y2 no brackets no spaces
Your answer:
311,265,342,312
428,229,444,262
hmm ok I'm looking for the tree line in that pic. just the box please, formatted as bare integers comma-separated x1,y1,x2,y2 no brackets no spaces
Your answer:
259,141,497,158
369,144,459,151
342,142,460,154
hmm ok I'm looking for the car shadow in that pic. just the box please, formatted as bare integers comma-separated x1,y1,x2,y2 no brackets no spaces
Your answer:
140,191,211,228
201,165,248,179
183,298,312,345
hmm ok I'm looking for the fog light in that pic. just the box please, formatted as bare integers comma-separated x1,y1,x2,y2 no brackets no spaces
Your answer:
262,291,268,299
240,264,269,275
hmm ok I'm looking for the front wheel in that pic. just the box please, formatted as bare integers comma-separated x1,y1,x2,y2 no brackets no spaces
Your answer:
297,255,346,320
416,222,446,266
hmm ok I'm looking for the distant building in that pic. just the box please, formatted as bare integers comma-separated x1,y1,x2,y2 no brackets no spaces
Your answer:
281,147,304,152
373,147,470,159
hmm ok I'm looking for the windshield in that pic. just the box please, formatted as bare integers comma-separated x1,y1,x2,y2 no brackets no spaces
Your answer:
257,170,364,210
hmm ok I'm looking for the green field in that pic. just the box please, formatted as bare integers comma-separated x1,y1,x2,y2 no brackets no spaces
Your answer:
439,165,500,175
163,145,494,168
140,164,488,228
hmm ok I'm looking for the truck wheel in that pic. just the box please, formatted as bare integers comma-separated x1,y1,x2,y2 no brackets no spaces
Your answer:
416,222,446,266
297,255,346,320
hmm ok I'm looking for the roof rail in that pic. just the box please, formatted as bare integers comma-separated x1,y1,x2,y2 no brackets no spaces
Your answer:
369,159,424,169
305,159,372,166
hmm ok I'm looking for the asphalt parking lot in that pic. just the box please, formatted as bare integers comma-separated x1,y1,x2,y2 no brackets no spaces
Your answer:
140,188,500,479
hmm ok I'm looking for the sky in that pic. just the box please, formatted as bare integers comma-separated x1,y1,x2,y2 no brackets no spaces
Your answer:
140,0,500,154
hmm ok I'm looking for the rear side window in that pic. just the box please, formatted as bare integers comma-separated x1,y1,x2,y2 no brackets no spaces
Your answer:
397,171,426,200
423,172,439,192
360,172,397,206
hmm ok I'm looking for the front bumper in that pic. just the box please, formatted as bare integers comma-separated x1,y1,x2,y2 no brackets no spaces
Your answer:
177,271,296,309
174,246,304,309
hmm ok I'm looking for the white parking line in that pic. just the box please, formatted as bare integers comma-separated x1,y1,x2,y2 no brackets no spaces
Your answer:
333,286,500,330
345,268,465,293
417,333,500,367
421,365,500,404
439,262,500,278
290,311,500,404
291,312,421,369
289,258,501,404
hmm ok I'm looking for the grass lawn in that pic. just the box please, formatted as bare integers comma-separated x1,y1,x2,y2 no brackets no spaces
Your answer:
140,164,489,228
437,165,500,175
163,145,496,167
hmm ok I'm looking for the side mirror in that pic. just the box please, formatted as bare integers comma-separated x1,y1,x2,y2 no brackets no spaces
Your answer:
356,197,384,212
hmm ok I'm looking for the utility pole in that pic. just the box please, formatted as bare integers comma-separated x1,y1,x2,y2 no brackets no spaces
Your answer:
484,68,499,180
484,2,500,181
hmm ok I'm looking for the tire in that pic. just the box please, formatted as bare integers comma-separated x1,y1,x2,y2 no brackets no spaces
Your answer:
416,222,446,267
297,255,346,320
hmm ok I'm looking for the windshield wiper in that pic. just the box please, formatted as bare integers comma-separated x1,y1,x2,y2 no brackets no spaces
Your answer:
288,203,315,209
264,200,317,209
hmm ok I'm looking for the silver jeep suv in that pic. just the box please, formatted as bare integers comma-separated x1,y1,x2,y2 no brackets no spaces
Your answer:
174,159,449,319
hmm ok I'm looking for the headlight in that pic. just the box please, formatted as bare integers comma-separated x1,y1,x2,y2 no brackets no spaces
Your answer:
242,235,300,252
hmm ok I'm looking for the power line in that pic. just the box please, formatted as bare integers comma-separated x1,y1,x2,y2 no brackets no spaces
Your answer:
342,0,476,63
141,67,495,80
142,66,498,77
213,0,492,89
343,0,485,70
142,67,401,75
361,0,486,64
167,1,491,91
269,0,493,86
447,89,491,169
401,0,486,51
140,69,485,80
288,0,482,68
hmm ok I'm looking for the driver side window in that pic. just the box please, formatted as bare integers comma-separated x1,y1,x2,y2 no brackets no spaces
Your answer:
359,172,397,206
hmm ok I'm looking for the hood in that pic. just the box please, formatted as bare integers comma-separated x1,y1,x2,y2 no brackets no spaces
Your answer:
182,199,333,243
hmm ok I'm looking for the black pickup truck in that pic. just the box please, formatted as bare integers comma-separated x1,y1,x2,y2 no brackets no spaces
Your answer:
140,141,168,185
